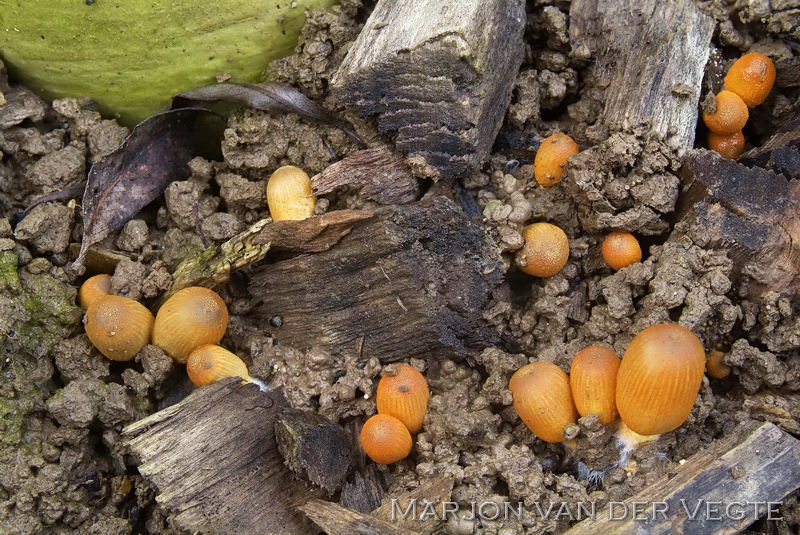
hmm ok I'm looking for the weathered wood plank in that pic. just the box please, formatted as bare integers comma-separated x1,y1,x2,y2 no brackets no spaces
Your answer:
333,0,526,180
569,0,714,151
301,476,453,535
247,197,517,362
123,380,318,535
565,422,800,535
300,499,417,535
677,149,800,302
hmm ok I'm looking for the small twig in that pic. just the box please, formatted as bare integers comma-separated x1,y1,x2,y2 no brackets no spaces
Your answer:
23,184,85,215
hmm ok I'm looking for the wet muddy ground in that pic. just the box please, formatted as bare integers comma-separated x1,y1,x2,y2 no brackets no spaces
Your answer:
0,0,798,533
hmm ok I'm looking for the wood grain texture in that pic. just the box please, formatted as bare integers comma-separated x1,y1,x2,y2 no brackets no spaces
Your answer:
333,0,526,180
300,499,417,535
301,476,454,535
570,0,714,151
678,149,800,302
340,464,385,513
311,148,420,205
164,209,372,303
565,422,800,535
247,196,517,362
123,380,318,535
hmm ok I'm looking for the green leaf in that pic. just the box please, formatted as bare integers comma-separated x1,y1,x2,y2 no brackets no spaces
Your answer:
0,0,337,125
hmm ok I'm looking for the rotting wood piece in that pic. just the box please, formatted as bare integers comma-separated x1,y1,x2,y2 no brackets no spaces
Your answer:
677,149,800,302
311,147,421,205
275,408,353,493
123,380,319,535
333,0,526,180
302,476,454,535
300,499,417,535
163,209,373,303
565,422,800,535
569,0,714,152
739,111,800,179
340,463,385,514
247,196,516,362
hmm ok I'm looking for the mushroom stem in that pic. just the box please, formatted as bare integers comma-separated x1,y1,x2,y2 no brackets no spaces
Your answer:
249,376,268,392
614,420,659,468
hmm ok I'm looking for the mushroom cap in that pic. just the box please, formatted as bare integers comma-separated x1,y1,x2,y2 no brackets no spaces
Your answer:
616,323,706,436
152,287,229,363
85,295,154,361
376,364,429,434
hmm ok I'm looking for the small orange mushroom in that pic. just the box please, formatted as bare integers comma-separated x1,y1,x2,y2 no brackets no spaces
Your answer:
570,346,620,425
78,274,112,309
707,130,745,160
534,134,579,188
515,222,569,277
151,287,229,363
616,323,706,436
706,350,731,379
187,344,253,387
724,53,776,107
266,165,317,222
376,365,429,434
602,232,642,270
360,414,412,464
703,90,748,135
509,362,578,443
85,295,154,361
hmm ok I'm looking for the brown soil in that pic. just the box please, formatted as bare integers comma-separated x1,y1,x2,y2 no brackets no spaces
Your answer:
0,0,798,533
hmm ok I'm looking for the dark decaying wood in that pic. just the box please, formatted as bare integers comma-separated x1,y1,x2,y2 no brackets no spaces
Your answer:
163,209,372,303
565,422,800,535
775,56,800,88
333,0,526,180
248,196,517,362
251,208,375,253
677,149,800,302
123,380,318,535
739,111,800,179
311,147,421,205
340,464,385,513
275,408,353,493
569,0,714,151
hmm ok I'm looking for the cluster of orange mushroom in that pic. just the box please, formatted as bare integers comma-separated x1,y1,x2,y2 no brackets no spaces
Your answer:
78,164,321,387
703,52,775,159
509,323,707,452
80,275,256,388
516,135,645,279
360,365,429,465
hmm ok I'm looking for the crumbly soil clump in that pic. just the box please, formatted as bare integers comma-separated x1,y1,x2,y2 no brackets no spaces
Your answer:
0,0,798,533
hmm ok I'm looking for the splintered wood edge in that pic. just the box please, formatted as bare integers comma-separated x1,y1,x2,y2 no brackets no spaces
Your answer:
300,499,418,535
122,380,318,535
300,475,454,535
565,422,800,535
